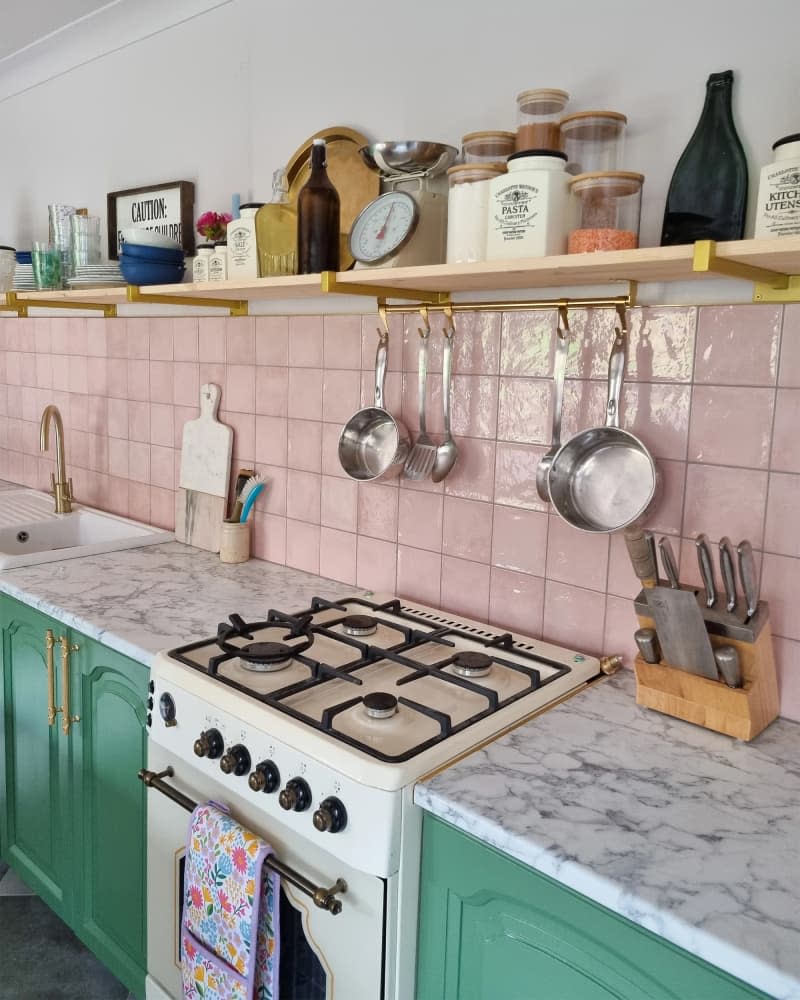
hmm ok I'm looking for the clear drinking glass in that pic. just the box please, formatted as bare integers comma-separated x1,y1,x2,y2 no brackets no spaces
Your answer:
70,215,102,268
32,241,63,289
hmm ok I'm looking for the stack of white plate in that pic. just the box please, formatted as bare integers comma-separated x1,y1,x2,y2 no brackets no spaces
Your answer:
13,263,36,290
67,263,125,289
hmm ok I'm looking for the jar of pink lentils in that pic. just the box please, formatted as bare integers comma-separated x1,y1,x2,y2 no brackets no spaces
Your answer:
567,171,644,253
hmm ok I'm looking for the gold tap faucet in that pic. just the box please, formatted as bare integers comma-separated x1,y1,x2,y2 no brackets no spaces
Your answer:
39,405,73,514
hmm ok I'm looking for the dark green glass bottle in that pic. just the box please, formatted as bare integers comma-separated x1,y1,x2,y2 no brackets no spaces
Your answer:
660,71,748,245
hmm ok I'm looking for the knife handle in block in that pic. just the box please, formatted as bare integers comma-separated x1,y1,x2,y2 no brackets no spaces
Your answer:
624,526,657,589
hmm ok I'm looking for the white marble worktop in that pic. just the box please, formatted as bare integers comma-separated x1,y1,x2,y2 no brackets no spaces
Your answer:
416,671,800,999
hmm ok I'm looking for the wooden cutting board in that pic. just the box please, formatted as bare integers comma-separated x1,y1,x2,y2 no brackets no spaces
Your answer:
174,383,233,553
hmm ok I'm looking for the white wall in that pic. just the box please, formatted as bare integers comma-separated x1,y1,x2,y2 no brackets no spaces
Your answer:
0,0,797,252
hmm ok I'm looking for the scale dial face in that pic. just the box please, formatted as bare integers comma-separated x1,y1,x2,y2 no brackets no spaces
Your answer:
349,191,419,264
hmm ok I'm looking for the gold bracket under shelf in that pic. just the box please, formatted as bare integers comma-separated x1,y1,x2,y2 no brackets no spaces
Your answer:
692,239,800,302
320,271,450,305
4,292,116,317
126,286,248,316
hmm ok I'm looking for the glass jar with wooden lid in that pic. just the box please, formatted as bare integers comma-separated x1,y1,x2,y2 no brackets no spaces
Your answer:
560,111,628,175
461,131,516,163
446,162,506,263
567,171,644,253
515,88,569,152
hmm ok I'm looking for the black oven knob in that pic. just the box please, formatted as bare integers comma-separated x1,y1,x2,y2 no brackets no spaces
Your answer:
279,777,311,812
193,728,224,760
313,797,348,834
248,760,281,794
220,744,251,777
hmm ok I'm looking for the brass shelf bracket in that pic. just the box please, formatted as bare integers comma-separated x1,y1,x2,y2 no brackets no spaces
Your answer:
5,292,116,317
692,239,800,302
127,286,248,316
320,271,450,305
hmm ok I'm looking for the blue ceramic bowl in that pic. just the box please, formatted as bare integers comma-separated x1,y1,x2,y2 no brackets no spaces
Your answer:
120,241,185,264
119,257,185,287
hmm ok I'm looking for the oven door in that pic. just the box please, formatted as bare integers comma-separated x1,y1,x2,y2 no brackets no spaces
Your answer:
144,742,386,1000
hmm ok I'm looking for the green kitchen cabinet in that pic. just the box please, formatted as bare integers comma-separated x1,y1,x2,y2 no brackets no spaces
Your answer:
416,814,771,1000
0,595,148,998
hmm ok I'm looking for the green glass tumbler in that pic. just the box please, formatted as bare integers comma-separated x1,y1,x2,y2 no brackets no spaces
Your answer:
32,242,63,290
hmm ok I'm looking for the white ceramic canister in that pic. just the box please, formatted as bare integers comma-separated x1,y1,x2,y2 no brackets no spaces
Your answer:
446,163,506,264
192,244,214,282
0,245,16,291
485,150,569,259
754,133,800,238
208,241,228,281
227,203,263,280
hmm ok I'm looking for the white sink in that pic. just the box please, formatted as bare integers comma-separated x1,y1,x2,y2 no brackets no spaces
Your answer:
0,489,173,569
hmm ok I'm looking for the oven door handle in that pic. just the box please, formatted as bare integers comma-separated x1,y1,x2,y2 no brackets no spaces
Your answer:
138,768,347,915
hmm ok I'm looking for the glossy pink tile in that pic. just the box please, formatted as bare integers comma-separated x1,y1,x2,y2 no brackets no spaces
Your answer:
226,318,255,364
33,320,52,354
51,355,70,392
128,400,150,443
621,383,690,461
150,404,174,448
172,319,199,361
324,316,362,369
256,464,287,516
560,308,618,380
288,316,324,368
499,310,556,377
323,370,361,424
322,422,348,478
761,553,800,641
127,359,149,402
225,365,256,413
357,482,399,540
125,319,148,359
402,319,443,375
128,441,150,483
356,536,397,593
546,515,609,592
21,353,36,387
542,580,606,654
695,304,782,385
491,506,548,576
771,389,800,473
69,394,88,431
494,442,549,511
359,369,403,415
149,361,174,404
255,416,287,466
286,520,320,574
288,367,323,420
108,439,128,479
488,567,545,636
361,314,403,372
253,513,287,564
198,319,225,362
559,379,606,443
688,386,774,468
255,316,289,366
106,324,127,359
224,410,256,465
603,595,639,667
450,375,498,439
397,491,443,552
683,463,768,547
87,357,108,395
442,497,493,563
286,470,321,523
645,458,685,536
451,311,501,375
256,366,288,416
150,445,174,490
284,418,321,473
401,372,444,436
86,321,107,358
87,395,107,435
396,545,441,606
443,437,495,502
173,363,200,408
778,305,800,387
764,473,800,557
497,377,551,444
149,319,174,361
319,527,357,584
774,636,800,722
626,306,697,382
321,475,358,532
440,556,490,621
128,481,150,522
35,354,52,390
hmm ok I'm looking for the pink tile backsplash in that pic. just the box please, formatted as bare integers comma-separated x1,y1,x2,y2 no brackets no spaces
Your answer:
1,305,798,719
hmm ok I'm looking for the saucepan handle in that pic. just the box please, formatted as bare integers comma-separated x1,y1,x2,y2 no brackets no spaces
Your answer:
605,330,626,429
374,331,388,409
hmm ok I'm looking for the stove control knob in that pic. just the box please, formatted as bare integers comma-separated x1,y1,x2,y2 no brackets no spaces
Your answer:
193,728,224,760
248,760,281,794
278,777,311,812
313,797,348,834
220,744,251,777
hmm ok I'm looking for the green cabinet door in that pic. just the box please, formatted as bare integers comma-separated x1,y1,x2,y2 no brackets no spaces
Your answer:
417,815,770,1000
0,599,73,922
71,635,148,999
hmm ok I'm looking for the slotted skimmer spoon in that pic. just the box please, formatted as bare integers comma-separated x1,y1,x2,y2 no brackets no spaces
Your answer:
404,310,437,479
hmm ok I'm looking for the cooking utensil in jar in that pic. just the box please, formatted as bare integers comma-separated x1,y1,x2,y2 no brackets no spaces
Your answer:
695,533,717,607
547,320,658,533
646,584,720,680
338,326,410,482
536,308,570,503
714,644,743,688
658,536,680,589
737,539,759,620
404,309,438,480
634,627,662,664
719,537,738,613
431,310,458,483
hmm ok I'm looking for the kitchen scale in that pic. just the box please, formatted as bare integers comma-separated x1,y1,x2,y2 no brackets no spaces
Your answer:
350,141,458,268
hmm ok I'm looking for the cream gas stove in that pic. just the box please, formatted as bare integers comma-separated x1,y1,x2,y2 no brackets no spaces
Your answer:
144,595,603,1000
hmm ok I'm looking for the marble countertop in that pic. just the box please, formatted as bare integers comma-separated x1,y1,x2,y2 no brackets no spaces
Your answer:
416,671,800,1000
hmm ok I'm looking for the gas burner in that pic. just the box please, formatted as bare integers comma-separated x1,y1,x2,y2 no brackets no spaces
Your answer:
341,614,379,637
238,641,294,673
452,651,493,678
363,692,398,720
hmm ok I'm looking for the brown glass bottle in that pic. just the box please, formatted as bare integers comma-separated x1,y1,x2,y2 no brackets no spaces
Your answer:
297,139,340,273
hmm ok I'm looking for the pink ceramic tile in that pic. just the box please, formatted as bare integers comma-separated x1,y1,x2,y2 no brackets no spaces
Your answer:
323,316,362,370
225,365,255,413
223,410,256,464
226,318,255,363
21,353,37,387
357,482,399,540
256,464,287,516
199,363,226,389
401,373,444,436
87,357,108,395
360,369,403,415
561,309,617,380
688,386,774,468
491,505,548,576
440,556,490,622
69,429,89,469
500,309,557,377
546,514,610,592
50,323,71,356
288,367,323,420
253,513,287,564
125,319,149,360
87,396,108,436
622,383,690,461
172,319,199,361
34,320,52,354
286,470,321,523
779,305,800,387
107,358,128,399
286,520,320,574
494,442,549,511
322,422,348,478
255,416,287,466
443,437,496,502
449,375,499,439
488,567,545,637
128,441,150,483
497,377,551,444
69,394,88,432
4,352,21,385
255,366,288,416
35,355,52,390
643,458,685,536
761,553,800,641
51,355,70,392
695,304,782,385
150,445,175,490
442,497,493,563
132,400,153,442
319,527,357,584
127,359,149,402
542,580,606,655
774,636,800,722
22,452,38,489
396,545,441,606
149,361,174,404
149,319,174,361
322,370,361,424
106,477,130,517
87,433,108,474
397,491,443,552
128,481,150,522
106,324,128,359
603,595,639,667
683,463,768,547
401,318,444,375
198,319,225,362
321,475,358,532
108,439,129,479
173,362,200,408
173,406,194,449
150,487,175,530
255,316,289,366
149,403,174,448
559,379,607,443
288,316,324,368
626,306,698,382
86,321,107,358
764,473,800,557
6,387,22,419
287,419,322,472
356,536,398,593
771,389,800,473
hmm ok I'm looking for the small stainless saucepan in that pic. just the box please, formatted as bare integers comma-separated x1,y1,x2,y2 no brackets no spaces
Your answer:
547,326,658,533
338,330,409,481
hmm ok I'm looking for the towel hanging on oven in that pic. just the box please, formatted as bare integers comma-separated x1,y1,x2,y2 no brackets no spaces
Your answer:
181,801,280,1000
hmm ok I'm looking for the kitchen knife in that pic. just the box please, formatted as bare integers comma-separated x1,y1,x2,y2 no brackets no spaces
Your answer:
646,585,720,679
737,540,759,620
719,537,738,613
634,627,662,664
623,526,658,589
695,533,717,608
645,531,659,585
658,536,680,589
714,645,743,688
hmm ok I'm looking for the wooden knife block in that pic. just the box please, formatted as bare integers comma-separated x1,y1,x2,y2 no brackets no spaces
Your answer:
633,607,779,741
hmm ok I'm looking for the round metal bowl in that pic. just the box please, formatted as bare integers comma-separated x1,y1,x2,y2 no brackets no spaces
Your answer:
338,406,409,482
359,141,458,178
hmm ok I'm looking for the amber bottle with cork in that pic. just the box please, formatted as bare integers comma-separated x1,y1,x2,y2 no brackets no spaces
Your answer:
297,138,340,273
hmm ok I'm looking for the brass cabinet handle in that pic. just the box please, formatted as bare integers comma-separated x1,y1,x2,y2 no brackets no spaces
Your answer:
58,635,80,736
45,629,60,727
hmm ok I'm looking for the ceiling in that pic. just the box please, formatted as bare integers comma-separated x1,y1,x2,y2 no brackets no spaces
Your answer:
0,0,116,61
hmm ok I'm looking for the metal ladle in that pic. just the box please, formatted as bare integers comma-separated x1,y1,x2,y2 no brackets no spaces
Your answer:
431,307,458,483
535,305,570,503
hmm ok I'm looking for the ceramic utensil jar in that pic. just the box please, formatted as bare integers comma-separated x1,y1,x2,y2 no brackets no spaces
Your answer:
485,150,569,259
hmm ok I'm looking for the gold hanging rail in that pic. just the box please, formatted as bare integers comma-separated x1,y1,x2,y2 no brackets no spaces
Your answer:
381,292,636,315
126,286,248,316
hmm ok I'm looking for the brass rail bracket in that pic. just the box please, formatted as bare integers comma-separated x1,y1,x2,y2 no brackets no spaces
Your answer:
692,239,799,302
127,285,248,315
752,274,800,303
4,292,116,317
320,271,450,305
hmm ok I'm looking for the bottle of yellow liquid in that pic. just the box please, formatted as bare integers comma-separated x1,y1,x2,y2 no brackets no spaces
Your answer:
256,169,297,276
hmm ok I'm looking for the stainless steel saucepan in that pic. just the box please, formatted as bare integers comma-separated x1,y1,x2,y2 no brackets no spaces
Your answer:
338,330,409,481
547,325,658,533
